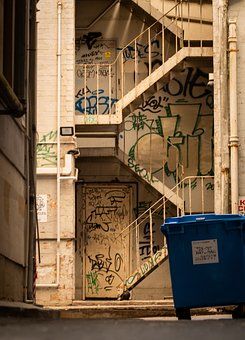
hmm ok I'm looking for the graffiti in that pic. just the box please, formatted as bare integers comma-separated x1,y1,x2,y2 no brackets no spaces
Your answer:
88,247,123,291
83,186,131,297
75,87,118,115
105,190,126,205
85,204,128,233
76,39,115,64
122,68,214,181
124,112,159,132
75,39,117,118
88,247,122,274
76,67,114,79
206,182,214,191
163,67,212,99
124,249,165,289
118,39,161,62
139,222,160,261
76,32,102,51
128,157,159,183
139,95,163,114
86,272,100,294
36,130,57,167
83,32,102,50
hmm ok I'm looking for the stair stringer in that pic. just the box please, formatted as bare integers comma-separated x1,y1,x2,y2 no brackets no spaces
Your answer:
117,247,168,297
116,149,184,210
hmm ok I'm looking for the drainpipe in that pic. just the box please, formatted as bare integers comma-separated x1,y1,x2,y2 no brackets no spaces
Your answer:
213,0,229,214
36,1,62,288
228,19,239,214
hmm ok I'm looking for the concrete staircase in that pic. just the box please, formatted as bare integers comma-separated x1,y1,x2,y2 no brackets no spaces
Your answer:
75,0,213,125
115,46,213,121
116,148,184,209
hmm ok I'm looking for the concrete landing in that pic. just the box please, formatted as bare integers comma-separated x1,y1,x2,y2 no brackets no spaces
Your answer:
0,300,235,319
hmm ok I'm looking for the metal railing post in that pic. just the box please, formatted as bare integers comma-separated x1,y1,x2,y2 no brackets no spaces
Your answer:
148,28,152,75
96,64,99,116
149,208,153,257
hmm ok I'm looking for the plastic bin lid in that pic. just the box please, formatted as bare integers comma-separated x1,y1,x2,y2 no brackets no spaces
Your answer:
163,213,243,225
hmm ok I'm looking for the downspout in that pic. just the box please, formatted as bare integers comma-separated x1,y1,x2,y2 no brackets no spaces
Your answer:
36,0,62,288
213,0,229,214
228,19,239,214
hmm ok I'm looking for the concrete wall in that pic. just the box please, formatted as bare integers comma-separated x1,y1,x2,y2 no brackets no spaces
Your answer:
229,2,245,203
0,116,27,301
36,0,76,306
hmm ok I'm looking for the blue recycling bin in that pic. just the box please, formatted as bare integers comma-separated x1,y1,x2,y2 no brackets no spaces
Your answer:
161,214,245,317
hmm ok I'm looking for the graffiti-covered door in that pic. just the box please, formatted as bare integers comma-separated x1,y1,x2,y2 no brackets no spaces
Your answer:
81,184,131,298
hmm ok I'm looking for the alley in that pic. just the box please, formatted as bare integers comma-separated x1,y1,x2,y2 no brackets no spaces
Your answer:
0,316,244,340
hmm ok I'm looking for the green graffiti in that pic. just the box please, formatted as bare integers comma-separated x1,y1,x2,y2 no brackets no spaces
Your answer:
86,271,100,294
123,68,214,183
36,130,57,167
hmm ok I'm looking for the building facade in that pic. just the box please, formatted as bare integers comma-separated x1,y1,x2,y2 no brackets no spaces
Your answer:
0,0,37,302
35,0,241,306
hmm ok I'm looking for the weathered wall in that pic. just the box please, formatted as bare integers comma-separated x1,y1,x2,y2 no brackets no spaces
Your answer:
0,116,27,301
75,157,172,300
36,0,76,306
120,64,214,212
229,1,245,203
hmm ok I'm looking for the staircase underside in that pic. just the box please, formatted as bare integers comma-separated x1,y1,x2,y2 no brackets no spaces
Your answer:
76,145,183,209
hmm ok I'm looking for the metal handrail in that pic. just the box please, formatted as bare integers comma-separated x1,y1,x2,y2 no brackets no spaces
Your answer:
117,175,214,239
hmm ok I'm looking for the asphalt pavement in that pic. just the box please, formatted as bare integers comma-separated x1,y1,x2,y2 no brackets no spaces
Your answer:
0,316,244,340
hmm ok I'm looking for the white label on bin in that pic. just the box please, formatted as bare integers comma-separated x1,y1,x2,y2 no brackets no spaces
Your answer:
192,239,219,265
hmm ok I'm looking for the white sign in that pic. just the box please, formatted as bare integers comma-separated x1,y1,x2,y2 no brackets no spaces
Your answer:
238,197,245,215
192,239,219,265
36,194,48,222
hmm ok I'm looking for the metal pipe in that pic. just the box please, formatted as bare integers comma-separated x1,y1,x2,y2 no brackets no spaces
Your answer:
96,64,99,117
162,0,165,63
229,19,239,214
148,29,152,75
149,208,153,257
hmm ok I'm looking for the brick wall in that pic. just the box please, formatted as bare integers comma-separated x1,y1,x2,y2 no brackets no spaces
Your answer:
36,0,76,306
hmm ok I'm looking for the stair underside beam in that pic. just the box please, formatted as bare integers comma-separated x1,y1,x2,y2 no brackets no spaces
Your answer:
118,248,169,295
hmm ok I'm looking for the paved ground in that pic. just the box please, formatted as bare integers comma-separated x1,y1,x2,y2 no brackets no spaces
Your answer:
0,316,244,340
